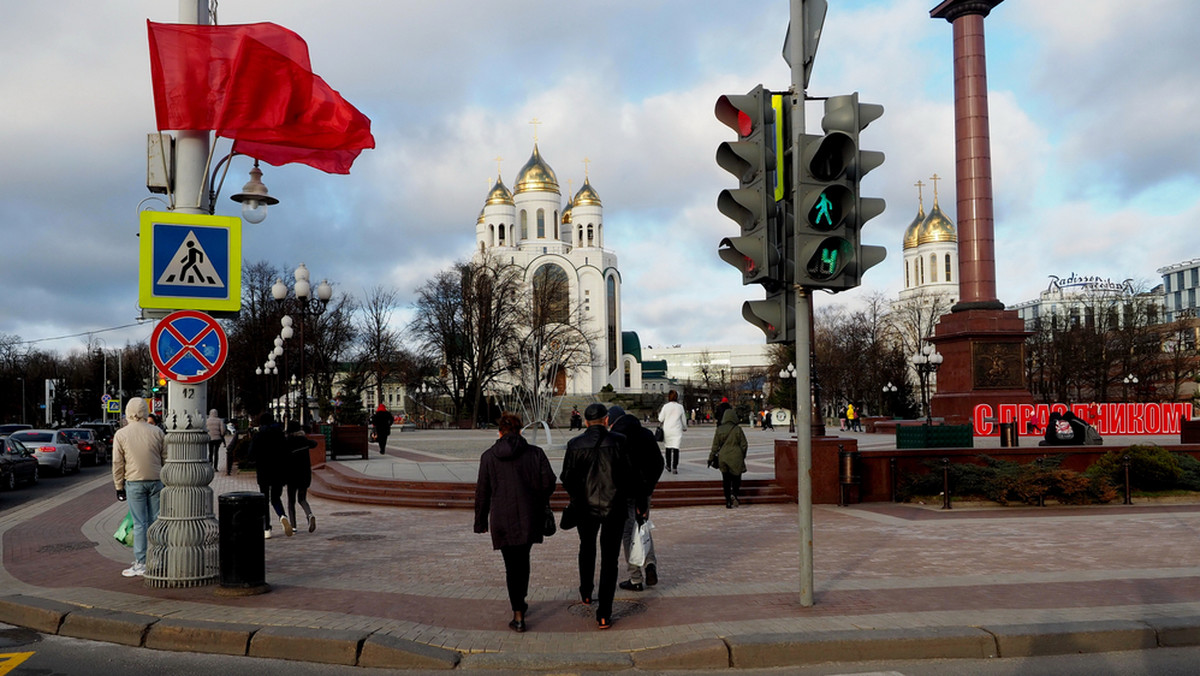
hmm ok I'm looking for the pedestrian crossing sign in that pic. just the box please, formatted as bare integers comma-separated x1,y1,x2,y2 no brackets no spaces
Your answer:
139,211,241,313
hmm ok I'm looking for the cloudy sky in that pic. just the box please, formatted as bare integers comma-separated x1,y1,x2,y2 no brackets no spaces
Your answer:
3,0,1199,357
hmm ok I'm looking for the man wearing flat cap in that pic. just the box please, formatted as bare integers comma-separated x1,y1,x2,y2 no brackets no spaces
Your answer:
560,402,643,630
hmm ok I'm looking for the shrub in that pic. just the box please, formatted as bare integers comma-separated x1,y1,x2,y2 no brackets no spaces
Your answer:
1085,445,1182,491
1175,453,1200,491
897,454,1112,506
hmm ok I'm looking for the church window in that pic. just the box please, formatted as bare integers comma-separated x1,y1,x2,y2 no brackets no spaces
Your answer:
532,263,570,325
578,225,584,245
606,276,618,374
587,224,594,246
479,241,485,253
489,224,495,246
537,209,546,238
520,211,528,239
944,254,951,282
905,261,910,288
624,360,631,388
930,255,937,283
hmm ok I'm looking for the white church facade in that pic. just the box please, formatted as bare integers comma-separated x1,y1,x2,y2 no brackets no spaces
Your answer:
472,143,642,395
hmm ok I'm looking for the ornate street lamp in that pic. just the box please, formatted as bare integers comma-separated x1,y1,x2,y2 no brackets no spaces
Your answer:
779,362,797,433
272,264,332,427
882,381,898,417
911,344,943,425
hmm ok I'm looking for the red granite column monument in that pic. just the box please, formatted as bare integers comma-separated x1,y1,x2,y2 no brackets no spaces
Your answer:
927,0,1033,424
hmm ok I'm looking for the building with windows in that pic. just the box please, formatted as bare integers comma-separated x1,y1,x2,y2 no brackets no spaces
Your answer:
1009,274,1164,329
1159,258,1200,323
898,176,959,309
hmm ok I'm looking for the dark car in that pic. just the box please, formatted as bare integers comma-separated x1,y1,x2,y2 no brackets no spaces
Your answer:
79,421,115,446
0,435,39,490
0,423,32,435
59,428,108,466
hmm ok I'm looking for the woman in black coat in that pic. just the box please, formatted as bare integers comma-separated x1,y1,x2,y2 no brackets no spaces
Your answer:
283,421,318,535
473,413,557,633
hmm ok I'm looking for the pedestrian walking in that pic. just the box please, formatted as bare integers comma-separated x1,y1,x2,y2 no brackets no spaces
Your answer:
657,390,687,474
111,397,166,578
708,408,748,509
839,404,848,431
473,413,557,633
283,421,318,535
370,404,393,455
561,403,643,630
609,406,663,593
714,397,732,426
205,409,224,470
846,403,859,432
249,413,289,538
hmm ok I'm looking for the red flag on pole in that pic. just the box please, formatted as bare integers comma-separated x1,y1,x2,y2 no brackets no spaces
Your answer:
147,21,374,174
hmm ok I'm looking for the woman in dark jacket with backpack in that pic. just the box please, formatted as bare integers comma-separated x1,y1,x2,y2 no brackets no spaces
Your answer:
473,412,557,633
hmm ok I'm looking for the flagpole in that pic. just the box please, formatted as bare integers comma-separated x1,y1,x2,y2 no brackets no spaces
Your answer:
144,0,220,589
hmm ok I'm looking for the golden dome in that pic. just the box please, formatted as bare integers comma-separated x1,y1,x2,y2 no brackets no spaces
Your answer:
561,204,573,224
917,201,957,245
902,205,925,250
573,178,601,207
514,144,560,194
477,207,485,224
485,175,513,205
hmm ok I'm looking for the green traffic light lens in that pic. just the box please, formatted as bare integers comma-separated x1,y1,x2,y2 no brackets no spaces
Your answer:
806,237,852,281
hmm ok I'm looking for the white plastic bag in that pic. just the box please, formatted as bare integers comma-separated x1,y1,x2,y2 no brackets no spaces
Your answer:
629,519,654,567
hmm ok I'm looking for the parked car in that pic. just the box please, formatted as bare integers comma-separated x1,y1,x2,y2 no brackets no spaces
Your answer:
9,429,81,475
59,427,108,466
0,423,32,435
0,435,39,489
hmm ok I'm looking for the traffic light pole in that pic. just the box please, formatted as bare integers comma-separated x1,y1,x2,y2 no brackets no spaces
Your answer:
789,0,814,608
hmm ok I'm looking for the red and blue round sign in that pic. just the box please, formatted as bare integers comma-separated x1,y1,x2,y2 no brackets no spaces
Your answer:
150,310,228,383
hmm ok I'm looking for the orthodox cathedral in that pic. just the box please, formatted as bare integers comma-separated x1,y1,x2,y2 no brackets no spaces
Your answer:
899,174,959,308
472,143,643,395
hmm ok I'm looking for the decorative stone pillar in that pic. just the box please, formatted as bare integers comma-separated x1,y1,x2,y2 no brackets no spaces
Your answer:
928,0,1033,424
145,381,219,588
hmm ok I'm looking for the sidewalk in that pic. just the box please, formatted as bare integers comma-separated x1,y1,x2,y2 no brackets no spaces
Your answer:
2,427,1200,670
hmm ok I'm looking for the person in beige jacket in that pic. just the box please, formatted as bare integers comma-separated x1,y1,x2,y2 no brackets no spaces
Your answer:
112,398,166,578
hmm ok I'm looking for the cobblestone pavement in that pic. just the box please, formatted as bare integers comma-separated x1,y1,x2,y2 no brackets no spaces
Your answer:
3,428,1200,665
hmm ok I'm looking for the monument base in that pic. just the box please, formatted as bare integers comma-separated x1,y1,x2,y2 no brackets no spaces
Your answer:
929,308,1034,425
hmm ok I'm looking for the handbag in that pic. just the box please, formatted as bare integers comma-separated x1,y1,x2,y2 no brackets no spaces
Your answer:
543,505,557,537
654,426,664,442
113,511,134,548
559,504,577,531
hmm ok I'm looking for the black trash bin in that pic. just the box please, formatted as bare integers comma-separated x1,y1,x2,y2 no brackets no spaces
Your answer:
999,422,1019,447
216,491,270,596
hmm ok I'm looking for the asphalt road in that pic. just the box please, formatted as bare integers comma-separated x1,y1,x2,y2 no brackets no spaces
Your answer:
0,460,111,512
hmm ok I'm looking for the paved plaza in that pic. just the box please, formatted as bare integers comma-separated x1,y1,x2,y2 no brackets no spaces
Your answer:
3,425,1200,670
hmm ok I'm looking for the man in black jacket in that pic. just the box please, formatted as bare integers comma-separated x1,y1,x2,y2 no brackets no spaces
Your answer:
561,403,641,629
608,406,663,592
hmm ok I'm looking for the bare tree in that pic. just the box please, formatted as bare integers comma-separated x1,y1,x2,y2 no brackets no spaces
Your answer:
504,264,598,426
356,285,402,402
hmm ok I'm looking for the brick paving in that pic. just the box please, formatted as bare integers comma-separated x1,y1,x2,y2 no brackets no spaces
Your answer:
4,427,1200,660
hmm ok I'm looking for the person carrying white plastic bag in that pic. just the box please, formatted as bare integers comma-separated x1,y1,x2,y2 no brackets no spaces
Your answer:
628,519,654,567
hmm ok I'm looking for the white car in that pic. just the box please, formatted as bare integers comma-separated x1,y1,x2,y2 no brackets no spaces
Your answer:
9,429,82,475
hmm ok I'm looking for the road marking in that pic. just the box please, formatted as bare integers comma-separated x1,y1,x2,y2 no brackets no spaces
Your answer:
0,652,34,675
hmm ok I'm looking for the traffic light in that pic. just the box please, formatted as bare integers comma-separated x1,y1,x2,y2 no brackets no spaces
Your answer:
795,92,887,290
715,85,780,289
152,374,166,394
742,288,795,344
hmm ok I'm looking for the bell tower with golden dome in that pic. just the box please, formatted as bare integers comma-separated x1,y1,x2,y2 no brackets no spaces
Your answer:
899,174,959,307
472,139,633,395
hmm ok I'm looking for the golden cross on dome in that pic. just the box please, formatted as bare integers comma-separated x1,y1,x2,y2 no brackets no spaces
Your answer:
493,155,503,176
528,118,542,143
929,173,942,204
914,179,925,208
582,157,591,178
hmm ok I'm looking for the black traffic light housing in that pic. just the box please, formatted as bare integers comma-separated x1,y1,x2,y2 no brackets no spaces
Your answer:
795,92,887,291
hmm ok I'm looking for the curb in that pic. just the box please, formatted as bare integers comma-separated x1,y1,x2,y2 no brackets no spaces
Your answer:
2,593,1199,670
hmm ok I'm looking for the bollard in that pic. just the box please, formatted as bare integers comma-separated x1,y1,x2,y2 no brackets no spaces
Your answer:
999,421,1018,447
837,444,860,506
1035,457,1044,507
1123,454,1132,505
215,491,271,596
889,457,898,503
941,457,951,510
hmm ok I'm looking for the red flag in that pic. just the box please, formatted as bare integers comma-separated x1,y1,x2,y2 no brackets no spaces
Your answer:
147,21,373,174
